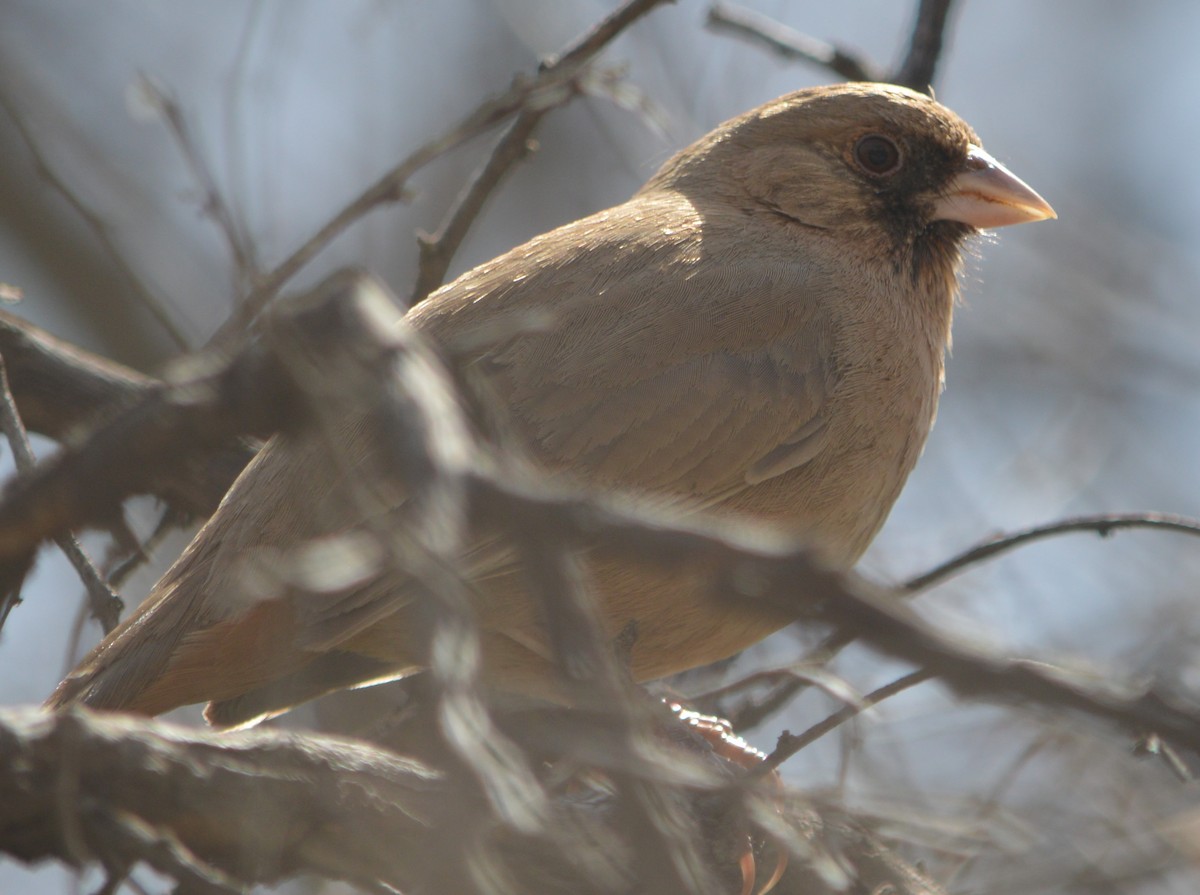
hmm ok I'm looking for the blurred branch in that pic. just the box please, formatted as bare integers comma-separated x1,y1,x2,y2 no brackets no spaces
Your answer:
0,309,155,435
216,0,672,344
3,268,1198,891
411,65,667,306
894,0,958,91
0,706,948,895
0,271,404,600
0,94,190,350
0,356,121,634
941,735,1053,888
0,707,443,892
0,309,254,516
705,0,958,93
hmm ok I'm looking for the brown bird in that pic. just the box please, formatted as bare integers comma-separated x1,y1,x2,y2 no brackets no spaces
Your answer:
48,83,1054,727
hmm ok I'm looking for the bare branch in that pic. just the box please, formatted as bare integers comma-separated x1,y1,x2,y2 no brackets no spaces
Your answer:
721,511,1200,732
0,706,946,895
0,707,443,891
0,309,253,516
0,271,410,598
133,74,260,288
705,2,878,82
0,309,156,435
214,0,672,345
759,670,933,774
904,512,1200,593
0,356,121,634
410,111,543,306
465,475,1200,758
706,0,959,94
411,61,669,306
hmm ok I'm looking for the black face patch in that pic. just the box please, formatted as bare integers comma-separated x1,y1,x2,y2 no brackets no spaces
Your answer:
850,129,972,266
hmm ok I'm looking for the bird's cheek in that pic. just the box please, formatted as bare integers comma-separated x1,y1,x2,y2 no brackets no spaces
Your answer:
735,150,851,229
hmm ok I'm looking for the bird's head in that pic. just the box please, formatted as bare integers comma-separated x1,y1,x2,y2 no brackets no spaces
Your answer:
644,83,1055,277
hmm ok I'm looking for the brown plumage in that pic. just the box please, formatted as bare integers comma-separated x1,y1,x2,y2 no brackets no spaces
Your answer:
48,83,1054,727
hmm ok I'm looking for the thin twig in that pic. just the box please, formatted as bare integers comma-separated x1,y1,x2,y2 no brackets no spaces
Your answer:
89,871,124,895
905,512,1200,593
139,74,260,288
413,61,669,306
105,507,186,591
88,807,243,895
706,2,878,82
410,110,544,306
63,599,92,679
0,357,122,633
721,664,827,733
728,512,1200,733
756,670,933,775
0,94,190,350
47,533,123,634
212,0,671,345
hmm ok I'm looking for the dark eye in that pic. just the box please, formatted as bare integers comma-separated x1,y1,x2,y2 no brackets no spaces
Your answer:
853,134,902,176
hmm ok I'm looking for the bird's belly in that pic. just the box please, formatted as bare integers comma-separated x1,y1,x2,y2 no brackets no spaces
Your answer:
461,545,795,695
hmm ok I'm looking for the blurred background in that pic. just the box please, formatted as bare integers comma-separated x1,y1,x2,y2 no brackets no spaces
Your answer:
3,1,1200,892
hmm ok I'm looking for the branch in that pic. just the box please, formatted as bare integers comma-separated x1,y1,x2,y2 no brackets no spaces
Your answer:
410,111,543,306
131,74,260,288
1,267,1193,891
0,356,122,634
759,670,933,774
0,309,253,516
0,707,443,891
0,706,947,895
0,270,407,599
463,473,1200,758
720,511,1200,732
705,2,878,81
893,0,958,92
213,0,672,344
904,512,1200,592
706,0,959,94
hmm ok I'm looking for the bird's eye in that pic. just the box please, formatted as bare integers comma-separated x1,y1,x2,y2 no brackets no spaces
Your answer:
853,134,902,176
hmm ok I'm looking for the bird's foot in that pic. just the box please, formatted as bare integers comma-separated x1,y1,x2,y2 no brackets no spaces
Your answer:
668,702,787,895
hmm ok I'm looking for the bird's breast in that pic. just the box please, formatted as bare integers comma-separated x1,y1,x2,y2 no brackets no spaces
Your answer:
730,290,950,566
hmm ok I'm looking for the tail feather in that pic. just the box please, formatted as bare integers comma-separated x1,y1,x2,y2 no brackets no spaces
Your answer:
45,579,203,714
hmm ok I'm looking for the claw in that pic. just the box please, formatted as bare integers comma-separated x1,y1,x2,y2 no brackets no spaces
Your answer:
669,703,789,895
738,847,757,895
756,843,787,895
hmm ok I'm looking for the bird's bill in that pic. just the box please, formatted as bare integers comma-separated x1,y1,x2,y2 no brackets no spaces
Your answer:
934,145,1056,229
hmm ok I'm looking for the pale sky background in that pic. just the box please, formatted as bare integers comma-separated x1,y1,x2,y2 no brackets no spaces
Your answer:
3,2,1200,892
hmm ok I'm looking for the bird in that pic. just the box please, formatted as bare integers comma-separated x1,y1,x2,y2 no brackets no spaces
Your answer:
48,83,1054,728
